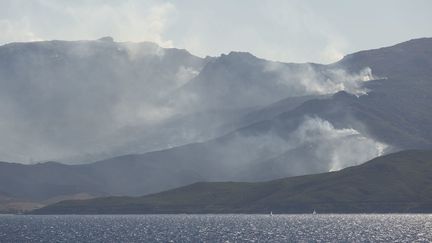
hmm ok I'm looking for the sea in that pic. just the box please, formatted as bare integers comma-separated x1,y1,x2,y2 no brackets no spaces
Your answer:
0,214,431,242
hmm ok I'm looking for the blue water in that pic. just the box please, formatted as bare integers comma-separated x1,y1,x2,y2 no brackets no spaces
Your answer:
0,214,431,242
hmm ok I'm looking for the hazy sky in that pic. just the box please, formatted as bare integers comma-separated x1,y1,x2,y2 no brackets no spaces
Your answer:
0,0,431,63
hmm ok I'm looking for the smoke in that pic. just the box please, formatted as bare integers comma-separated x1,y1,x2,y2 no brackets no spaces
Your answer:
61,1,176,47
0,38,383,166
0,0,176,47
0,39,204,163
289,117,387,171
175,66,200,87
265,62,376,96
210,116,388,180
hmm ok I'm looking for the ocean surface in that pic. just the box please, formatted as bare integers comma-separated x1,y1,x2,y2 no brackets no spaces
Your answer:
0,214,431,242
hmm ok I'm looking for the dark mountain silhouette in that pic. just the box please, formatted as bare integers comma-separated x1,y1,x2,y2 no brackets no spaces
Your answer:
31,150,432,214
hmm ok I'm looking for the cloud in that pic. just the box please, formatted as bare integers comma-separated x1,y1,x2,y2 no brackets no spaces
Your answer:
0,19,43,44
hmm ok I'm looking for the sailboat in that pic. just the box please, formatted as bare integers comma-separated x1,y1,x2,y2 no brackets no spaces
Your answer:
312,209,317,215
270,211,273,216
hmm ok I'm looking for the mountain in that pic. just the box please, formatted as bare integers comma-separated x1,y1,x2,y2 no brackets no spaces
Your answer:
5,37,427,165
0,154,205,210
31,150,432,214
1,38,432,213
4,37,418,164
0,38,330,163
334,37,432,80
157,37,432,181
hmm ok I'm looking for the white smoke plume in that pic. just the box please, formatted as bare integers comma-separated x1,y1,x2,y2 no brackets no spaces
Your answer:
212,116,388,179
265,62,377,96
289,117,387,172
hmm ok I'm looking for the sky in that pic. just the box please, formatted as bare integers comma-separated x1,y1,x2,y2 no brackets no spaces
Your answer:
0,0,431,63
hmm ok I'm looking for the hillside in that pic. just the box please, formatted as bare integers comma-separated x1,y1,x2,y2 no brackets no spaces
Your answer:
31,150,432,214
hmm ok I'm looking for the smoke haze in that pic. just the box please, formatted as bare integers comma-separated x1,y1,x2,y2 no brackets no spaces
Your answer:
0,38,386,164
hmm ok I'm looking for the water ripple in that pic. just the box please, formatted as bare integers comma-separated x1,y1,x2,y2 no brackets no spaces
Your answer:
0,214,431,242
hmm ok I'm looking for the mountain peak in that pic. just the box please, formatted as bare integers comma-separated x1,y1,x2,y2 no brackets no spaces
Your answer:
98,36,114,42
224,51,257,59
214,51,262,66
36,161,64,166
